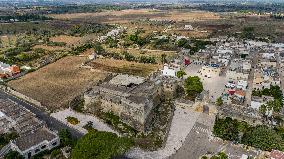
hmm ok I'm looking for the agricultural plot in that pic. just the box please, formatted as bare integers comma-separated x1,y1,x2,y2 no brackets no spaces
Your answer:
33,45,66,51
50,9,220,24
8,56,108,110
103,47,176,63
50,35,82,46
89,58,161,77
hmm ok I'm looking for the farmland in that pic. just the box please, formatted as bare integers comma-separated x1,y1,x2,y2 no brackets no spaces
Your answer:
8,56,108,110
89,58,161,77
50,9,221,24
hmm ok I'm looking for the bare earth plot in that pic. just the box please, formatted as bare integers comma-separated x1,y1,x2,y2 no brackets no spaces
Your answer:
50,35,82,46
33,45,66,51
89,58,161,77
8,56,107,110
50,9,220,24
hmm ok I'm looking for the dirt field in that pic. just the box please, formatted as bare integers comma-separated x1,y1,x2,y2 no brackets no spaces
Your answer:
50,35,82,46
33,45,66,51
104,47,176,63
0,35,16,49
50,9,220,24
89,58,161,77
8,56,107,110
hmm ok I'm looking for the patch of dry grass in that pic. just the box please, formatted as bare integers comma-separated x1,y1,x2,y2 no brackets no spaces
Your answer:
89,58,161,77
33,45,66,51
8,56,107,110
50,35,82,46
50,9,220,24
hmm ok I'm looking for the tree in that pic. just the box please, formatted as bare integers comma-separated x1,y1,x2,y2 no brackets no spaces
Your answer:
216,97,223,106
161,53,167,64
241,125,284,151
4,151,23,159
184,76,203,99
71,131,133,159
176,70,187,79
242,27,255,40
213,117,239,141
59,129,73,146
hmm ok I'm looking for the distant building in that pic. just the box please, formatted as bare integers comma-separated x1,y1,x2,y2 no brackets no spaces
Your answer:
0,62,20,79
184,25,194,30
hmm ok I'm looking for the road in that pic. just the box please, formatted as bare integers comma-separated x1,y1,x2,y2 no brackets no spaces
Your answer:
0,90,83,139
244,52,259,106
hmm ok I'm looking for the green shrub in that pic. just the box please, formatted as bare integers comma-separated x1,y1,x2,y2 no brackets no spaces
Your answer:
71,131,133,159
66,116,80,125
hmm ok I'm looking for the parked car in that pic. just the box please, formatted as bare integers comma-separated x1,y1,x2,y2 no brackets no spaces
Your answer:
225,81,236,88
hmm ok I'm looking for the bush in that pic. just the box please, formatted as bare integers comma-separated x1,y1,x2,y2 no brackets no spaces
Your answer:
213,117,240,141
4,151,23,159
242,125,284,151
71,131,133,159
66,116,80,125
213,117,284,151
216,97,223,106
50,149,61,158
59,129,74,147
0,132,19,149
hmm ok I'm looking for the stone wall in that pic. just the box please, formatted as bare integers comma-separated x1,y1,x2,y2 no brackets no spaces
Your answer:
0,86,42,108
83,77,179,132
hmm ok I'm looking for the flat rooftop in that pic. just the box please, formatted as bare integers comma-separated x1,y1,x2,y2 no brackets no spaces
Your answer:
109,74,145,86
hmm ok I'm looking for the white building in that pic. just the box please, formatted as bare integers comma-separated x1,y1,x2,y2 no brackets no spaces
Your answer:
184,25,193,30
0,62,11,74
237,80,248,90
11,128,60,159
162,63,180,77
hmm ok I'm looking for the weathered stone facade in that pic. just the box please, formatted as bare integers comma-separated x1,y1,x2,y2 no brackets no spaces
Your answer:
84,74,177,132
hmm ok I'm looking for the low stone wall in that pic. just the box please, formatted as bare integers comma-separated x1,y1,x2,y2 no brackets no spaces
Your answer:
0,85,42,108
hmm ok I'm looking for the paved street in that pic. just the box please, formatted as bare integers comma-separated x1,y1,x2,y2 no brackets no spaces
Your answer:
244,52,258,106
0,90,83,139
170,119,258,159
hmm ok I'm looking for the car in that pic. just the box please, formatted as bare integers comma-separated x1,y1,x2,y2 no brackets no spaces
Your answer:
225,81,236,88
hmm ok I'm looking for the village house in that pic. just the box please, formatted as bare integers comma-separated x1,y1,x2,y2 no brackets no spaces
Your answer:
251,95,274,110
184,24,194,30
0,98,60,159
0,62,20,79
97,27,126,42
226,59,250,81
162,62,181,77
11,128,60,159
253,68,280,89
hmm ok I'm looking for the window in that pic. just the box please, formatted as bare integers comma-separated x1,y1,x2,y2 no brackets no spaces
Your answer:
41,145,47,149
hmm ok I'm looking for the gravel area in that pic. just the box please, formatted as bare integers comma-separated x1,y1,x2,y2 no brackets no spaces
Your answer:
184,63,227,102
51,109,119,135
127,107,201,159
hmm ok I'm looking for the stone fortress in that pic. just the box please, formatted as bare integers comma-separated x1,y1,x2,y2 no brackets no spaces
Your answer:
83,74,179,132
